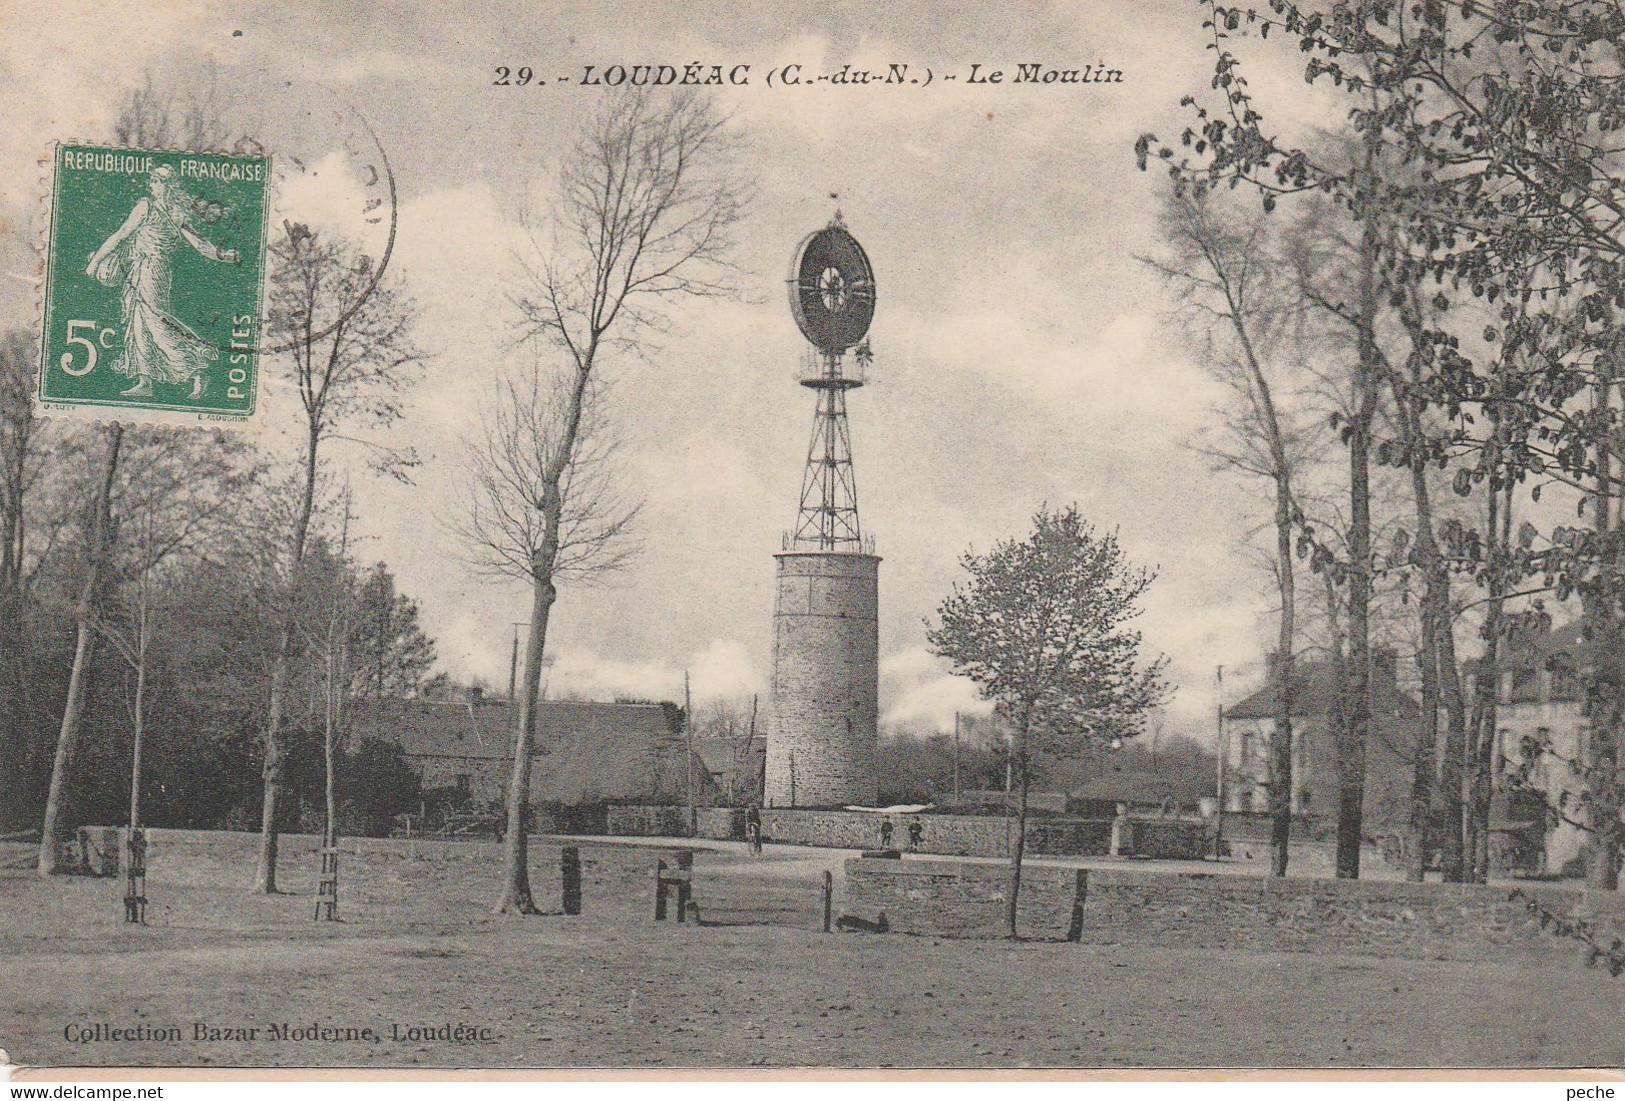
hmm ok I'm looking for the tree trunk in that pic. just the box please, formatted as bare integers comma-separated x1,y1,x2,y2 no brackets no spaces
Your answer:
1337,202,1380,882
1582,367,1620,891
0,577,27,834
1006,710,1031,940
1465,473,1509,885
129,632,146,832
1269,472,1296,878
324,647,338,848
255,428,320,894
38,424,123,876
495,558,556,914
1391,361,1446,884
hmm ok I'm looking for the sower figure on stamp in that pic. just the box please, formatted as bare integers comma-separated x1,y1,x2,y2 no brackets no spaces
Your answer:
86,163,240,401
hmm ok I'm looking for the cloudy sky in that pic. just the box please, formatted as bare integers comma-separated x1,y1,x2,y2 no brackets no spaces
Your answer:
1,1,1349,740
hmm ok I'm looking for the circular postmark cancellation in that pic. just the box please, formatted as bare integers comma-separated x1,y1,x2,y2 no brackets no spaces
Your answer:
34,99,399,428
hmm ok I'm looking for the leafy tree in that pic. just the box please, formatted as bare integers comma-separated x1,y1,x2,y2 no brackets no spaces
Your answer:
929,505,1167,937
1137,0,1625,887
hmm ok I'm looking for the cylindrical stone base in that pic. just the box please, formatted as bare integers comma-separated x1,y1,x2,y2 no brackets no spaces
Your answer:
765,551,880,808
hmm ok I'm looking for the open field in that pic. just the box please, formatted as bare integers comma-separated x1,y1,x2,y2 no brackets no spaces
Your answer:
1,834,1622,1070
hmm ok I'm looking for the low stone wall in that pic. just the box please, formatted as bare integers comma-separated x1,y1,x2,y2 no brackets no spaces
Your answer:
605,804,689,838
1116,817,1206,860
602,806,743,840
1029,818,1113,857
762,809,1114,858
694,807,744,841
839,857,1625,955
843,858,1085,941
1075,868,1625,962
1221,837,1391,876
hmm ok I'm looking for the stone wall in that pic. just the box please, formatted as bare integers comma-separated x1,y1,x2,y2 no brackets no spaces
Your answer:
1116,817,1206,859
694,807,744,841
1074,868,1625,962
601,806,745,840
765,552,880,808
605,804,689,838
843,858,1086,941
840,857,1625,955
760,809,1115,858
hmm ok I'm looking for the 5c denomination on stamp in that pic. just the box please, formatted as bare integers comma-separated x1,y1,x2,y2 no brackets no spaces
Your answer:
37,144,272,425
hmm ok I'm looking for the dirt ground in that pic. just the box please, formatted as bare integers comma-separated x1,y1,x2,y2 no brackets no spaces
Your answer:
1,836,1621,1070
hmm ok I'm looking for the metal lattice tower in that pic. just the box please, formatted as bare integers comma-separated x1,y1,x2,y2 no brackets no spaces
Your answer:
791,344,871,550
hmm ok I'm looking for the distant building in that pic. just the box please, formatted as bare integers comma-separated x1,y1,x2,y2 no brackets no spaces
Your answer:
354,689,721,807
1221,650,1420,836
1463,620,1591,874
1067,775,1204,818
691,736,766,806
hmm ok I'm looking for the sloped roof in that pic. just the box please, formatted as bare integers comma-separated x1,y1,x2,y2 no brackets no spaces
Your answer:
1463,620,1588,675
355,697,720,805
1224,658,1420,721
691,736,763,778
1069,773,1191,804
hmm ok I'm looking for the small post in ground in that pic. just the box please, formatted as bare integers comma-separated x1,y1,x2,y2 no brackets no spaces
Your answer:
561,845,581,916
122,828,147,925
822,869,833,932
315,844,339,921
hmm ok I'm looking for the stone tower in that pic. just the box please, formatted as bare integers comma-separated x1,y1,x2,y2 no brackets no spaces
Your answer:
765,213,880,808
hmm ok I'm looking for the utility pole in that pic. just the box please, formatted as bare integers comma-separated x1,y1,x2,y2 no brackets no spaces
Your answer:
684,671,695,836
1215,664,1226,859
508,621,526,705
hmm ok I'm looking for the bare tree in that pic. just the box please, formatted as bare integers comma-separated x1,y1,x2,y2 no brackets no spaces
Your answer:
0,329,49,834
94,432,257,840
1150,192,1314,876
461,88,742,914
253,226,422,893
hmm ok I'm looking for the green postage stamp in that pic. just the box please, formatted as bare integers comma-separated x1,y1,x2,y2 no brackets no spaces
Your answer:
37,144,271,424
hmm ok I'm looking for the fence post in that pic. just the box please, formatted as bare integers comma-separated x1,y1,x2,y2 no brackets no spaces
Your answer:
654,858,668,921
822,869,833,933
560,845,581,916
676,851,692,923
122,828,147,925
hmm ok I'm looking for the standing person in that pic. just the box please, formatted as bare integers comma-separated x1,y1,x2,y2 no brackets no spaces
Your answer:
745,805,762,855
879,819,894,851
85,164,240,400
907,819,923,852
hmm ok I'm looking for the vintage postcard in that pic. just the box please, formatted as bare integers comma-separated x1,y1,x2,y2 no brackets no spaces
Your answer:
1,0,1623,1086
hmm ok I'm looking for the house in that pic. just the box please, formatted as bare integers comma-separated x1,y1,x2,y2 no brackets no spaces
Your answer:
1221,650,1421,837
1067,774,1204,818
1462,619,1592,874
353,689,723,807
691,735,765,806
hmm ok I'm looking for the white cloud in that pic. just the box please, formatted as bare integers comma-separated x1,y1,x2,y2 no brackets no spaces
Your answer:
880,647,993,731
